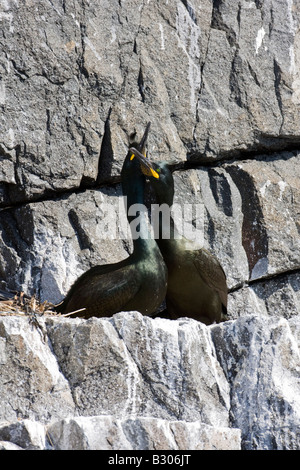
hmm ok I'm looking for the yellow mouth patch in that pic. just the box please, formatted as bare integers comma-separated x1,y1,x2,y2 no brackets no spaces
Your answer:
130,149,146,161
142,166,160,179
129,147,160,179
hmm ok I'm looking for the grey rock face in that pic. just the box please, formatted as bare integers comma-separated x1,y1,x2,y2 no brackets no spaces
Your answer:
229,271,300,320
201,2,290,154
1,0,300,201
171,151,300,318
212,315,300,450
0,316,75,424
0,419,46,450
47,416,241,451
46,312,230,426
0,415,241,451
0,312,299,450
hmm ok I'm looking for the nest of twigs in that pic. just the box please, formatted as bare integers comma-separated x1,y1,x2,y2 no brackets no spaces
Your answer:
0,290,87,319
0,291,57,318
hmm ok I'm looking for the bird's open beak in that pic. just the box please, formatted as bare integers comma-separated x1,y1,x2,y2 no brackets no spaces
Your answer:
138,121,151,154
130,121,151,161
129,122,159,179
129,147,160,179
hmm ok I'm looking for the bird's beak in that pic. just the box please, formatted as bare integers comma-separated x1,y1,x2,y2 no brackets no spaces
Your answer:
129,147,160,179
138,121,151,154
129,122,159,179
130,121,151,161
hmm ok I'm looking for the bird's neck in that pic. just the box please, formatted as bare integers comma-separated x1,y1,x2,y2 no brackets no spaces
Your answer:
122,172,158,254
146,186,176,257
156,210,180,251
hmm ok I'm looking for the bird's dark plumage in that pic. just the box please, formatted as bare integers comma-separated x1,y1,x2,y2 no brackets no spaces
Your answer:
130,156,228,325
56,124,167,318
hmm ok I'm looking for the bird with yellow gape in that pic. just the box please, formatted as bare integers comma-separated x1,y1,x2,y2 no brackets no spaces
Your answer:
130,145,228,325
57,123,228,325
55,123,167,318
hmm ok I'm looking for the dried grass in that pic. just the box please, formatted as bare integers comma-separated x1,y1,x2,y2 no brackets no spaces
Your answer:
0,292,55,317
0,291,86,318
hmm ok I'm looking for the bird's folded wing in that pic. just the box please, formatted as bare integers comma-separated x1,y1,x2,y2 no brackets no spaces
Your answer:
192,249,228,308
63,263,141,316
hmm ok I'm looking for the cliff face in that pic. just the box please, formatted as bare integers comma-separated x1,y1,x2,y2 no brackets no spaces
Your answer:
0,311,300,450
0,0,300,450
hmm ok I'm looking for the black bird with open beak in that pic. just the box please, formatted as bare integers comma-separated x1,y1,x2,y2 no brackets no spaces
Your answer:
130,146,228,325
56,123,167,318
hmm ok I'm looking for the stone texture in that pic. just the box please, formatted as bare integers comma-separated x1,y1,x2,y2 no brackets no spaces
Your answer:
211,315,300,450
47,416,241,451
171,151,300,287
192,0,300,159
0,315,75,424
46,312,230,426
171,151,300,318
1,0,300,204
225,153,300,281
229,271,300,320
0,415,241,451
0,0,103,203
0,312,299,449
0,419,46,450
0,440,23,450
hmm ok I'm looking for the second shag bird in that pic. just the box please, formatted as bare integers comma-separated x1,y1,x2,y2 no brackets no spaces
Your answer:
56,123,168,318
130,148,228,325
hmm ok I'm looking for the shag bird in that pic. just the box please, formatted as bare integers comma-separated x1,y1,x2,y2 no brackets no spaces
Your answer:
56,124,168,318
130,148,228,325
